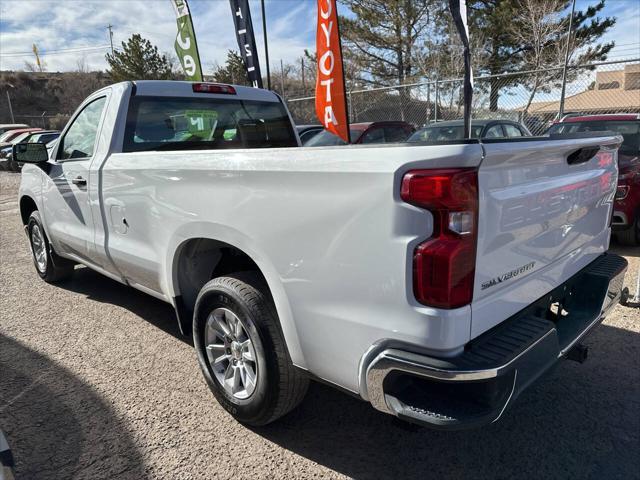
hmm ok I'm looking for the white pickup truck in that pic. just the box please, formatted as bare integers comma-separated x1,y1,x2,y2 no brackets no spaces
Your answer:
15,81,627,430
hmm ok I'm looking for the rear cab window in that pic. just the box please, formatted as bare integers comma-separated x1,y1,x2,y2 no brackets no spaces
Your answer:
123,96,298,152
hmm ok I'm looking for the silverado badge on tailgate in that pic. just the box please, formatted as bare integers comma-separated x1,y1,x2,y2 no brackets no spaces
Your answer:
481,261,536,291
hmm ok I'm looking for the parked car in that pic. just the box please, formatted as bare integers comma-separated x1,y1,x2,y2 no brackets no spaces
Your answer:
296,125,324,145
16,81,627,430
409,119,532,143
546,114,639,245
0,123,28,135
1,130,60,171
0,128,42,146
305,121,415,146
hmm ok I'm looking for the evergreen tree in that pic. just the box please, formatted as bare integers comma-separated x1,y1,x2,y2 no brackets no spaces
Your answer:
106,34,173,82
468,0,615,110
211,50,250,86
339,0,441,87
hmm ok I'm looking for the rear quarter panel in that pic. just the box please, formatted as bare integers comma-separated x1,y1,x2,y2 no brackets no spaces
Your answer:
100,143,482,392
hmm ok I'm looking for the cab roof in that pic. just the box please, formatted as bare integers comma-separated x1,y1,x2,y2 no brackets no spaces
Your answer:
561,113,640,122
130,80,282,103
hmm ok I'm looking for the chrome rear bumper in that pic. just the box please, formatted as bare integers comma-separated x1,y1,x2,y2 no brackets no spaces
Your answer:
365,253,627,430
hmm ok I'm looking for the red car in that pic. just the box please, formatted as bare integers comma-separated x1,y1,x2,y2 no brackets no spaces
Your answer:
547,114,640,245
0,127,42,146
304,121,415,146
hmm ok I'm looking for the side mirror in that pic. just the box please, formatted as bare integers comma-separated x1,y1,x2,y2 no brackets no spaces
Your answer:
13,142,49,164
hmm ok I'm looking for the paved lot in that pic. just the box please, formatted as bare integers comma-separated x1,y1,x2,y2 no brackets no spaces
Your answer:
1,171,639,480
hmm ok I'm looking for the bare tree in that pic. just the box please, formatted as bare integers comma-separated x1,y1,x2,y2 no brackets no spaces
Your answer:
508,0,566,119
76,56,90,73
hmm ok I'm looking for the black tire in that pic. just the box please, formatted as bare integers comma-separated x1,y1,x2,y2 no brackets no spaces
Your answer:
616,214,639,246
27,211,75,282
193,272,308,426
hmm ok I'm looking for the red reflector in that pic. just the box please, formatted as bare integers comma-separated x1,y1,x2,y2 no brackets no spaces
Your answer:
401,169,479,309
192,83,236,94
596,151,613,167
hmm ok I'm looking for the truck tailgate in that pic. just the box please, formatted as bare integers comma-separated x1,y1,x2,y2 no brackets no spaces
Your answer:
471,135,621,338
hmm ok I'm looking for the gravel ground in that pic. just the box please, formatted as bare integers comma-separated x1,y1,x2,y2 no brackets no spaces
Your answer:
1,171,639,480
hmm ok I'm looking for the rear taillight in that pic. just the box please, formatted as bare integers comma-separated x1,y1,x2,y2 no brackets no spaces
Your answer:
192,83,236,94
401,168,479,309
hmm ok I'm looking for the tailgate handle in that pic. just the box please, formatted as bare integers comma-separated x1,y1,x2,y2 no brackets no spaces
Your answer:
567,146,600,165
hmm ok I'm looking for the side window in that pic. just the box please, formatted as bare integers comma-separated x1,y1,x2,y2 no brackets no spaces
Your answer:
360,127,385,144
384,126,411,143
503,124,523,137
58,97,107,160
485,125,504,138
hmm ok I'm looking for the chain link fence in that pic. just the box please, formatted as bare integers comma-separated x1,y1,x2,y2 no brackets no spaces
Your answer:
286,59,640,135
6,59,638,135
8,113,70,130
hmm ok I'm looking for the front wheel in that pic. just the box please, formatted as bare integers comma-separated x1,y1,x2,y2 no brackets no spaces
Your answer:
193,272,308,425
27,211,75,282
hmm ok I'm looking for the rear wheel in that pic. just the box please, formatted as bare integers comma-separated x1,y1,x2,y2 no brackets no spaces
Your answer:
193,272,308,425
27,211,75,282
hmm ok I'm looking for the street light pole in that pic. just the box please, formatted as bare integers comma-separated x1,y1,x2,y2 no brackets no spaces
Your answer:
558,0,576,119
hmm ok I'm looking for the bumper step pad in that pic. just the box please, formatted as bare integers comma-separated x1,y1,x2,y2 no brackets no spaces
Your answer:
366,253,628,430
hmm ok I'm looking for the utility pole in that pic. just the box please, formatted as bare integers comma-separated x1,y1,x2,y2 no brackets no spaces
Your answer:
6,90,15,123
301,57,305,94
558,0,576,119
260,0,271,90
107,24,114,55
280,59,285,98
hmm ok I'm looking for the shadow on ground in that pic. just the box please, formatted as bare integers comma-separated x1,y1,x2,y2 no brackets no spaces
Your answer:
254,323,640,479
60,266,189,345
0,334,148,479
47,265,640,479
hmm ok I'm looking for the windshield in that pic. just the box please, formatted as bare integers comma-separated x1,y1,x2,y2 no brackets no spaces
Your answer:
408,125,484,142
0,130,21,142
9,132,32,144
548,121,639,158
123,96,297,152
31,133,59,144
304,129,361,146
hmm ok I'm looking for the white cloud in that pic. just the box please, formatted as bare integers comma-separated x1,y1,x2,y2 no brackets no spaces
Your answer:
1,0,636,75
0,0,316,73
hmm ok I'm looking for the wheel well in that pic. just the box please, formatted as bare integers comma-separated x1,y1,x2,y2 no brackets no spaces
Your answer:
19,196,38,226
174,238,267,335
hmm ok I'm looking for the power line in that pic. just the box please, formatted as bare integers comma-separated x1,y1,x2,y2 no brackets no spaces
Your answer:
0,45,112,57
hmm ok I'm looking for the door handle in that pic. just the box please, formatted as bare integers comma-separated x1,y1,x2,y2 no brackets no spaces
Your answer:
71,176,87,186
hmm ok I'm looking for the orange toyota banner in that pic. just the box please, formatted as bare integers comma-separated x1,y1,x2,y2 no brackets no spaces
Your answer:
315,0,350,143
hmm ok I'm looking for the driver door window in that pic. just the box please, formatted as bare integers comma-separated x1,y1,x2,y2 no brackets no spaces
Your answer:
58,97,107,160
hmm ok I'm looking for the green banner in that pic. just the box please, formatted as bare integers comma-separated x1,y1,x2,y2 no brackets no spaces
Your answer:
171,0,203,81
